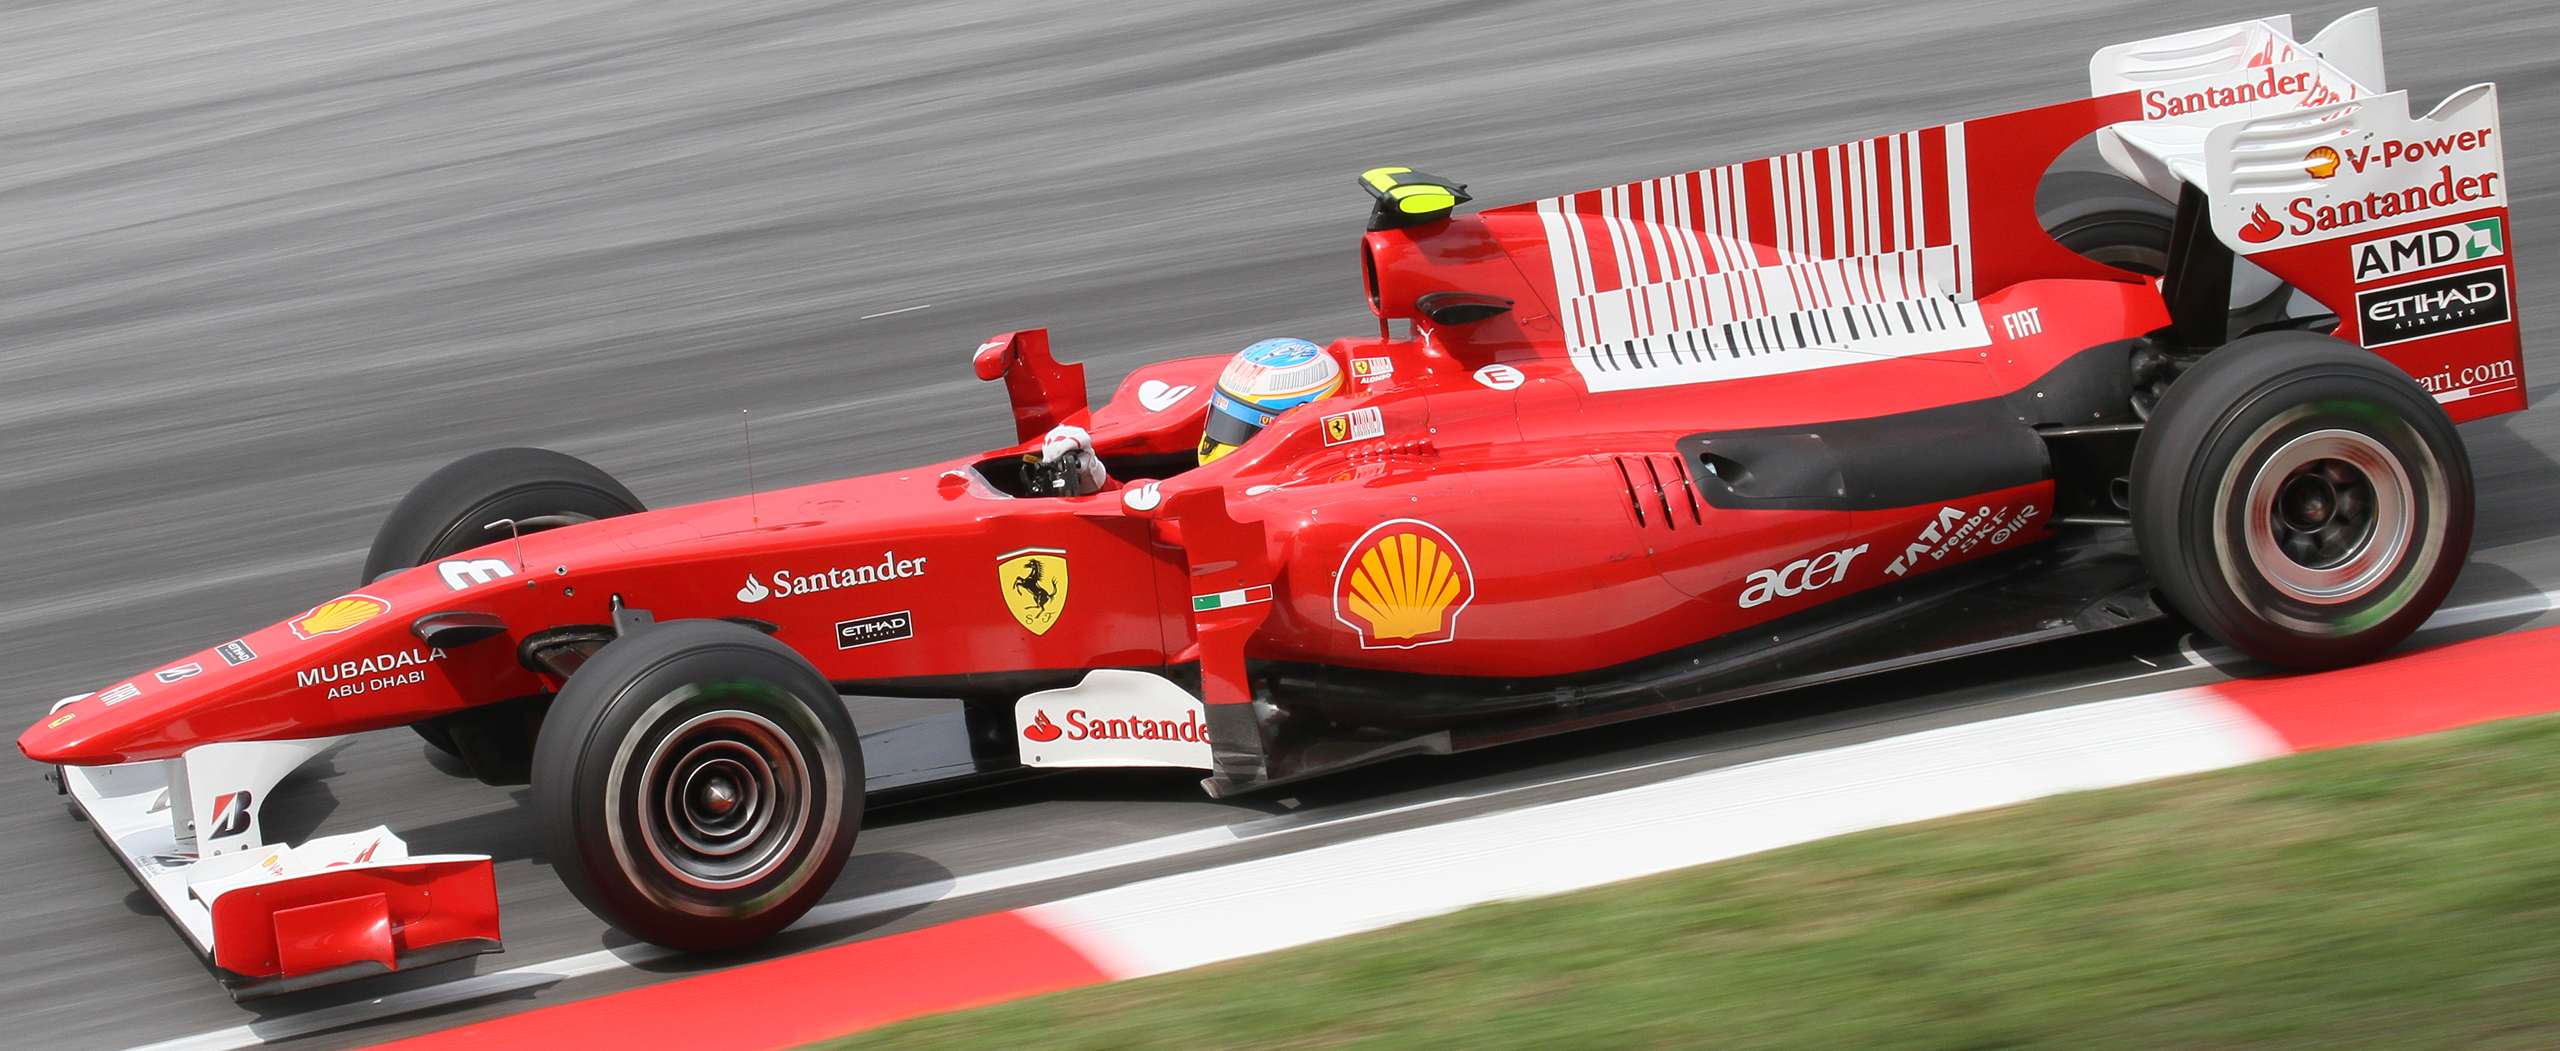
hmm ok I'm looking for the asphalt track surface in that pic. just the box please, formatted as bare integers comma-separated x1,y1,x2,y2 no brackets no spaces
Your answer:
3,2,2556,1048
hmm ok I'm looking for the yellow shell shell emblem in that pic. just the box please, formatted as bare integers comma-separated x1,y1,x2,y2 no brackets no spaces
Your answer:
1333,519,1473,649
292,594,391,639
2304,145,2340,179
997,548,1070,636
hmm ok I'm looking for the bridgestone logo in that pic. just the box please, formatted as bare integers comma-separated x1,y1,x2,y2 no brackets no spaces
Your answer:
2357,266,2510,347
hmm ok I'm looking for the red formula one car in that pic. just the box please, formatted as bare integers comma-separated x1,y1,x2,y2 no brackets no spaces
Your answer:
19,10,2521,996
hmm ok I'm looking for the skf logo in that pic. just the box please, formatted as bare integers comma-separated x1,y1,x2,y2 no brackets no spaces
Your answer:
208,791,254,839
2304,145,2341,179
998,547,1070,635
1334,519,1474,649
1739,544,1868,608
291,594,390,639
439,558,514,590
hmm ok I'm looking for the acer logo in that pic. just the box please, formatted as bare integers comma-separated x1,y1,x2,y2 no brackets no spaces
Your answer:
1739,544,1866,608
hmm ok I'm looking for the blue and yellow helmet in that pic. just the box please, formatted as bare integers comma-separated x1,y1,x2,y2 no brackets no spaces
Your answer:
1198,338,1341,464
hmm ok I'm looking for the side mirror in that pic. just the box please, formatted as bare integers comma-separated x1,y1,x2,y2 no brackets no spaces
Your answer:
1415,291,1515,326
1358,167,1472,231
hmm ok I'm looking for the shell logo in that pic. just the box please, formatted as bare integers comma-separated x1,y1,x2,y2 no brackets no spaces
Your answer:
2304,145,2341,179
291,594,391,639
1333,519,1474,649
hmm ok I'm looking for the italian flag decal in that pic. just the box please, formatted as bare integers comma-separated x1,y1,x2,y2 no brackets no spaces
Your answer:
1192,585,1272,612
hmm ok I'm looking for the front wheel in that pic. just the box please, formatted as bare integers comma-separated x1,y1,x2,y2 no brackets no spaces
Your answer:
532,620,864,950
2130,331,2473,669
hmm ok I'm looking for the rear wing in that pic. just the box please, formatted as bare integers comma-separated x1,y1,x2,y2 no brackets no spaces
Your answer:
2093,10,2521,418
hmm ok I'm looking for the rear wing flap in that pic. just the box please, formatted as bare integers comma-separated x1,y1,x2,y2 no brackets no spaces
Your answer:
2094,10,2522,419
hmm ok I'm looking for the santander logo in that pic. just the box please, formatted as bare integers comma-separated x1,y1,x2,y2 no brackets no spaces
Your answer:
2239,205,2285,244
1023,711,1062,742
736,575,773,603
1137,380,1196,412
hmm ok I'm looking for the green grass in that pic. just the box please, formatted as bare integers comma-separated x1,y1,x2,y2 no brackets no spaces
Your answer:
814,715,2560,1051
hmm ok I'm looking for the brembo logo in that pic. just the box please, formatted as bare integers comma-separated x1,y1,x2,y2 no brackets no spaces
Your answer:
1738,544,1867,608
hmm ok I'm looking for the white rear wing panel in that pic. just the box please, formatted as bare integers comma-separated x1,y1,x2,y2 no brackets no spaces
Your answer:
2094,10,2523,420
2090,10,2381,200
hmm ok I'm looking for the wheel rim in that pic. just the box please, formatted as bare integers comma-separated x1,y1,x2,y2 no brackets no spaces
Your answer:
635,703,811,889
2240,428,2413,605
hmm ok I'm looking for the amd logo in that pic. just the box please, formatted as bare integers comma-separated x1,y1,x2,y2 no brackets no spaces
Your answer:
2351,217,2503,283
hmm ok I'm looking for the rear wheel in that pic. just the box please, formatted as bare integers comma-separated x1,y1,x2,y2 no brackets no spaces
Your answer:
2038,170,2175,276
531,619,864,950
2130,331,2472,668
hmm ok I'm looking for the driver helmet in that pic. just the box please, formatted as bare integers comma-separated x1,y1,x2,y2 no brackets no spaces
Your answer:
1198,338,1341,465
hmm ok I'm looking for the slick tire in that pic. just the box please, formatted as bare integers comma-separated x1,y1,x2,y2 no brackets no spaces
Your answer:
2131,331,2472,669
532,619,864,951
2037,170,2176,276
362,447,645,585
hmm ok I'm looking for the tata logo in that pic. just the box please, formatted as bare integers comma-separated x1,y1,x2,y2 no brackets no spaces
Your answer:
1738,544,1867,608
438,558,515,590
2352,217,2503,283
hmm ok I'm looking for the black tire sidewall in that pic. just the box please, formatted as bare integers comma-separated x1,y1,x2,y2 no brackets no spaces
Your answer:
362,448,644,583
533,620,863,950
2133,334,2472,668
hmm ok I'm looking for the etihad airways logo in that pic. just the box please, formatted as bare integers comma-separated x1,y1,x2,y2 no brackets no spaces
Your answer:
735,552,929,604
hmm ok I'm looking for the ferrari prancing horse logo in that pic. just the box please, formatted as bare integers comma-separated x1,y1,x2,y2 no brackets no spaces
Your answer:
998,547,1070,635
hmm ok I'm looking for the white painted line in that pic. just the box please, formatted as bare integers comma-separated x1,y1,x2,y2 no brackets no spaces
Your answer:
2420,588,2554,630
858,304,931,319
1025,690,2288,977
111,586,2558,1051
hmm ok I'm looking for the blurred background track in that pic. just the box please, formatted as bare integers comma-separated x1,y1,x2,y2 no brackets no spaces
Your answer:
0,2,2552,1048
